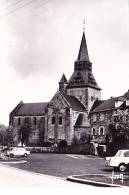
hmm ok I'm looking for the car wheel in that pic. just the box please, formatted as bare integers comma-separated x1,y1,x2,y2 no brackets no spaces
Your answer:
24,153,28,157
10,153,14,158
119,163,127,172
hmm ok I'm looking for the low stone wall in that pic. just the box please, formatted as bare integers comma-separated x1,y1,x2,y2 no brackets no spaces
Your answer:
26,147,56,153
26,143,91,154
67,143,91,155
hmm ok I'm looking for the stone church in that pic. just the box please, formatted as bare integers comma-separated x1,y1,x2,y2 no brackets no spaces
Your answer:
9,30,101,147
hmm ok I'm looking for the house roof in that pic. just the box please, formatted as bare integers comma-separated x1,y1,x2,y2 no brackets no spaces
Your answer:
63,94,86,112
90,97,125,113
123,90,129,100
15,102,48,116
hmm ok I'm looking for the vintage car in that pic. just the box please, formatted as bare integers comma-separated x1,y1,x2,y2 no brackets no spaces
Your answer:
6,147,30,158
105,149,129,172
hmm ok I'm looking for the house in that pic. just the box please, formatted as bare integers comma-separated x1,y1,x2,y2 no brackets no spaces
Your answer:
89,95,129,155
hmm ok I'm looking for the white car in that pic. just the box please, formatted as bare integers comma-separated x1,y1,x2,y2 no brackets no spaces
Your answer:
105,149,129,172
6,147,30,158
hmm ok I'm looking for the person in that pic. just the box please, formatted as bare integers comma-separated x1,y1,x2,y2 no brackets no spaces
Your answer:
53,142,58,152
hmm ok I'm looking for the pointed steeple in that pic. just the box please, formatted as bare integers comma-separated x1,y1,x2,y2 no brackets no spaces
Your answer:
77,32,90,62
59,74,67,83
67,29,101,91
59,74,68,94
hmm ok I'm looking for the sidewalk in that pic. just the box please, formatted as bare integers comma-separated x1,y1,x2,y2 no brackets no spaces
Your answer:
0,164,128,195
0,164,93,188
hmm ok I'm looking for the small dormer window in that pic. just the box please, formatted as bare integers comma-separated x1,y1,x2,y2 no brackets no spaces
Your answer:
93,114,96,122
115,101,124,108
100,113,104,121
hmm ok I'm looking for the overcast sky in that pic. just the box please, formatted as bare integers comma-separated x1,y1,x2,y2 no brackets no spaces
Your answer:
0,0,129,125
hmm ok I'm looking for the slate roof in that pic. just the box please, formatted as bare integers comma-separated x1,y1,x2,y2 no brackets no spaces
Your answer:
15,102,48,116
75,113,89,127
59,74,67,83
123,90,129,100
77,32,90,62
90,97,125,113
68,70,101,90
67,32,101,90
63,94,86,112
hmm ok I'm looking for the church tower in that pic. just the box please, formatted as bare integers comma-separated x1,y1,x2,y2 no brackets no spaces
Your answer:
59,73,68,94
67,31,101,112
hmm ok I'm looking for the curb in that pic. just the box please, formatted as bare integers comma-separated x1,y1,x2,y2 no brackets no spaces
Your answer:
67,175,121,187
0,160,28,164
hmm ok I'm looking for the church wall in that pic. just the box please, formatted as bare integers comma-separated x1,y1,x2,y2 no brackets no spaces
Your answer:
87,88,101,112
68,110,78,145
67,87,87,108
46,91,73,145
67,87,101,113
69,111,90,145
12,115,45,146
46,107,71,144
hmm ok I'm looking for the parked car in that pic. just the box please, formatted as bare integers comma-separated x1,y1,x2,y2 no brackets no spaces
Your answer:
6,147,30,158
105,149,129,172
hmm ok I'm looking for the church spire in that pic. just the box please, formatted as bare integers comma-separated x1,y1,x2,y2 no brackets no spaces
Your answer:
67,24,101,91
59,74,67,83
77,31,90,62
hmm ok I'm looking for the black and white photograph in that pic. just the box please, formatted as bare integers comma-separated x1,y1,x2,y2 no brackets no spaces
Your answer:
0,0,129,194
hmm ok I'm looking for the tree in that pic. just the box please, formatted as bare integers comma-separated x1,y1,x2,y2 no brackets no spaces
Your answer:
0,124,7,146
107,109,129,155
58,140,67,153
6,125,15,147
80,131,90,144
19,123,30,146
71,135,79,146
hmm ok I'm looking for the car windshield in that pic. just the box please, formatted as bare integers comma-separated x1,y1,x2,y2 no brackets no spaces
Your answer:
115,150,122,157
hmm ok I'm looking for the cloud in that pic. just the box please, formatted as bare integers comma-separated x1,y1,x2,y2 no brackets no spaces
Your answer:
1,0,129,80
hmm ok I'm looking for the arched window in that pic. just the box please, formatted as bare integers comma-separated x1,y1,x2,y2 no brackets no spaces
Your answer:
59,116,62,125
52,116,55,125
99,127,104,136
92,128,96,135
18,117,21,125
34,117,37,125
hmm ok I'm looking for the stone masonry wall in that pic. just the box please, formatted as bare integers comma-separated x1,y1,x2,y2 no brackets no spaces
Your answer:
87,88,101,112
47,92,71,145
12,115,45,146
89,110,114,141
67,87,87,108
67,87,101,112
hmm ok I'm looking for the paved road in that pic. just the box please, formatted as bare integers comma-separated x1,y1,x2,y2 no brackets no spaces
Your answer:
7,153,110,178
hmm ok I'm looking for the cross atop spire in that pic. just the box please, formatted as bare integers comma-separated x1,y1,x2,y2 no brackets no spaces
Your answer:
83,19,85,32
